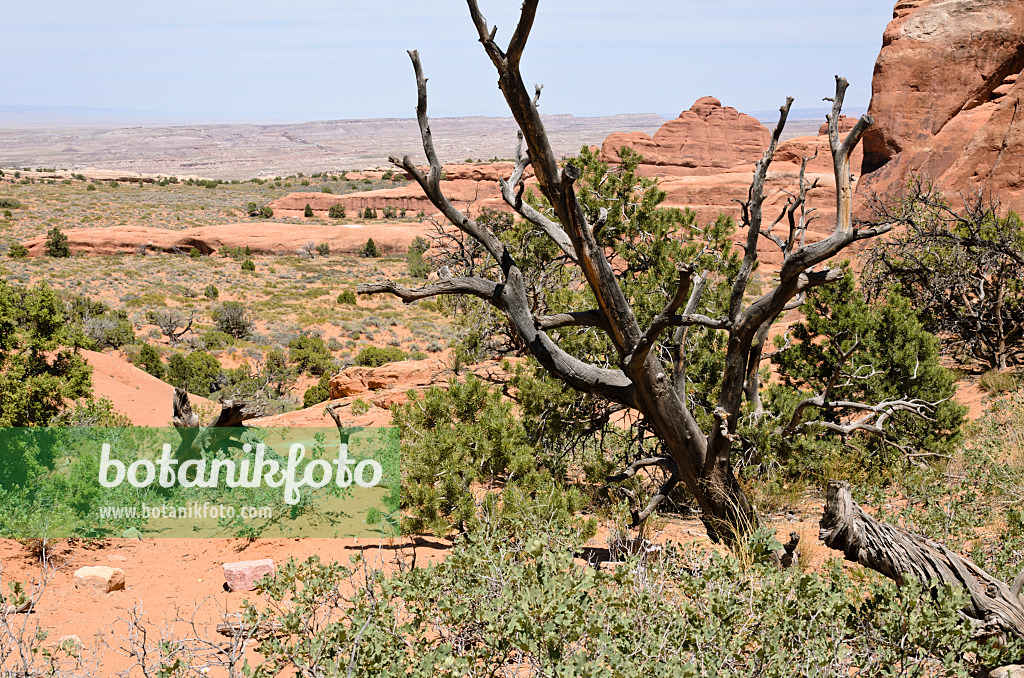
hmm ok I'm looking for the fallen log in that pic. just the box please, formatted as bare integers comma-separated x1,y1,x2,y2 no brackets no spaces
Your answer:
820,480,1024,639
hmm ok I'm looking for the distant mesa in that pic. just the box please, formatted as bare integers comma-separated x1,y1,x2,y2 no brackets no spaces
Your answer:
600,96,771,177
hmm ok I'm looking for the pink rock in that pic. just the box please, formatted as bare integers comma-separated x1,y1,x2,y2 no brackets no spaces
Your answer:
222,559,275,592
74,566,125,593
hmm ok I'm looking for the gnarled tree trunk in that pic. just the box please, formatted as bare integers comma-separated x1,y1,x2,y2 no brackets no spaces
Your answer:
821,480,1024,639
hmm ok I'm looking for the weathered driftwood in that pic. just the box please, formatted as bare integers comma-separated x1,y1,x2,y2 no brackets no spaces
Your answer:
820,480,1024,638
171,388,256,461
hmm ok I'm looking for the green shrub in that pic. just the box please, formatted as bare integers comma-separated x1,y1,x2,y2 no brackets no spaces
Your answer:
351,397,370,416
212,301,253,339
382,205,397,219
202,330,234,350
3,210,12,218
304,203,314,218
321,186,332,194
85,183,96,191
328,204,346,219
0,197,22,209
7,243,28,259
407,236,430,279
337,290,357,305
360,238,379,258
979,369,1018,394
43,226,71,258
135,343,165,380
203,284,219,300
362,206,376,219
166,350,223,394
354,345,404,367
189,247,201,259
241,259,256,272
288,335,334,375
315,242,330,256
302,373,332,408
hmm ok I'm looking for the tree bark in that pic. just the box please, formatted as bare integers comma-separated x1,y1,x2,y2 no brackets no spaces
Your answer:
820,480,1024,639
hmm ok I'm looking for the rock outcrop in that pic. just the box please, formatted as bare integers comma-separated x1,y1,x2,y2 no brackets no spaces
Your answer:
600,97,771,177
20,222,426,258
859,0,1024,211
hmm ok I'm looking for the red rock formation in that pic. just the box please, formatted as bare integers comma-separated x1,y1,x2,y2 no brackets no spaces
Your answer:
20,222,426,257
859,0,1024,211
600,97,771,177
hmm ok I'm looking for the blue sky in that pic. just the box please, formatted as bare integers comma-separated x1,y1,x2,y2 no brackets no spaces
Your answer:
1,1,896,122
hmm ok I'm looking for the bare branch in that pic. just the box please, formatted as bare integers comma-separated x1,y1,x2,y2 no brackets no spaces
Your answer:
358,278,504,306
605,457,680,527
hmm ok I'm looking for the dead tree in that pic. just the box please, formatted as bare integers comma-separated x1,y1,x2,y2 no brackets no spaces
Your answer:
821,481,1024,640
171,387,255,462
358,0,890,543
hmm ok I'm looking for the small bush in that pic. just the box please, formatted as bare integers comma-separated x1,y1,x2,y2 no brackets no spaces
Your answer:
360,238,379,258
241,259,256,272
0,197,22,209
303,373,332,408
135,343,165,380
363,206,376,219
288,335,334,375
85,183,96,191
213,301,253,339
202,330,234,350
7,243,28,259
355,345,405,367
382,205,397,219
304,204,314,218
189,247,201,259
337,290,357,305
328,203,346,219
3,210,12,218
315,242,330,256
166,350,223,394
407,236,430,279
44,226,71,258
203,284,219,300
321,186,333,194
351,397,370,416
980,369,1018,394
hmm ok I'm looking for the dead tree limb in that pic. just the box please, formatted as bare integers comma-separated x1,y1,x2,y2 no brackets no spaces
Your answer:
820,481,1024,639
171,388,255,462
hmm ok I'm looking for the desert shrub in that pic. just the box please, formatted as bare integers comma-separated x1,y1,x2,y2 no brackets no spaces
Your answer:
288,335,334,375
81,311,135,349
328,204,346,219
321,186,332,194
43,226,70,258
0,197,21,209
360,238,379,258
0,281,93,426
337,290,357,305
241,258,256,272
3,210,12,218
239,526,1024,678
348,397,369,416
979,369,1018,394
203,284,219,300
85,183,96,191
166,350,223,394
315,242,330,256
212,301,253,339
406,236,430,279
135,343,165,380
393,374,590,536
302,373,332,408
304,204,314,218
382,205,397,219
354,345,404,367
7,243,28,259
202,329,234,350
362,206,376,219
189,247,201,259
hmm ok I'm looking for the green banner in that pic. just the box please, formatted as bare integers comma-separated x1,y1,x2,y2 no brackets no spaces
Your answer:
0,426,399,539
